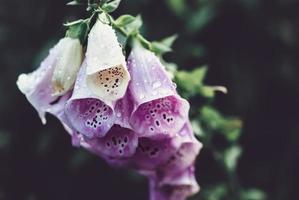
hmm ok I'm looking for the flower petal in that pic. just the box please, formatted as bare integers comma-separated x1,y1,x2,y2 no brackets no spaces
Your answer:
159,122,202,175
84,125,138,159
52,37,83,96
16,40,62,124
128,44,189,137
150,167,199,200
130,136,180,171
65,61,115,138
86,20,130,101
114,90,134,129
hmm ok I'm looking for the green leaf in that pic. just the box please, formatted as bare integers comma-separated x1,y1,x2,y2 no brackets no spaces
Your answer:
65,20,89,44
161,34,178,48
199,184,228,200
199,85,227,98
67,0,81,6
166,0,188,17
64,19,85,27
187,5,215,33
125,15,143,35
102,0,121,13
241,189,267,200
115,15,136,27
175,66,208,97
151,35,178,55
200,106,224,130
200,106,242,142
137,34,152,50
221,118,242,142
223,145,242,171
191,120,205,138
151,41,172,55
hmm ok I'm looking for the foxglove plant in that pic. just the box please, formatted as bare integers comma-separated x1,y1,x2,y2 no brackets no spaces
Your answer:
16,1,204,200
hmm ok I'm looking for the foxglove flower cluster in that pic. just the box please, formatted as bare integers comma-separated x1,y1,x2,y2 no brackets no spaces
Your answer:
17,19,202,200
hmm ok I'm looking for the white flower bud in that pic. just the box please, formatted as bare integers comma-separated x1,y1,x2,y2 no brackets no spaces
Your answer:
52,37,83,96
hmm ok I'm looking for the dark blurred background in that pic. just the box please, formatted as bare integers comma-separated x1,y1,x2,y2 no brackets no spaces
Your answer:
0,0,299,199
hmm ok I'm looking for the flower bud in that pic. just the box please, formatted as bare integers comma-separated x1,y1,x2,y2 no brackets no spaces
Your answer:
52,37,83,96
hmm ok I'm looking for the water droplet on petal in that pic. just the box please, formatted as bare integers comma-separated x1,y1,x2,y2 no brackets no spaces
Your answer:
152,81,161,89
139,94,145,99
116,112,122,117
172,82,177,89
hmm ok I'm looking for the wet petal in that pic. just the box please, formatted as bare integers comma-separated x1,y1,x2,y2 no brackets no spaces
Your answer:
16,40,62,124
130,137,180,171
150,167,199,200
86,20,130,101
159,122,202,174
65,61,115,138
128,44,189,137
84,125,138,159
114,90,134,129
52,37,83,96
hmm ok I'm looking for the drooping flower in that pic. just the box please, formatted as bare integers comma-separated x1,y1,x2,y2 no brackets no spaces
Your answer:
83,125,138,164
17,39,67,124
149,167,199,200
65,61,116,138
52,37,83,96
158,122,202,175
85,20,130,101
127,43,190,138
130,136,180,171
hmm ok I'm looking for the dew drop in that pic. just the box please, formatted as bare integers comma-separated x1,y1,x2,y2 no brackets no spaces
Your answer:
139,94,145,99
152,81,161,89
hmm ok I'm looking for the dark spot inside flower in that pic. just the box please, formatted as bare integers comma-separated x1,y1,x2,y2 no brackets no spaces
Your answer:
106,78,109,81
115,78,119,82
121,144,125,148
124,137,128,143
118,139,121,144
163,114,167,119
119,150,123,154
106,142,110,147
155,120,160,126
104,84,108,87
112,137,117,146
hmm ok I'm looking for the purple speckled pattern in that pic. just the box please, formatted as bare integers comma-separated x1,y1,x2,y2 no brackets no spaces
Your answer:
65,62,115,138
84,125,138,159
127,44,190,137
130,136,179,171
